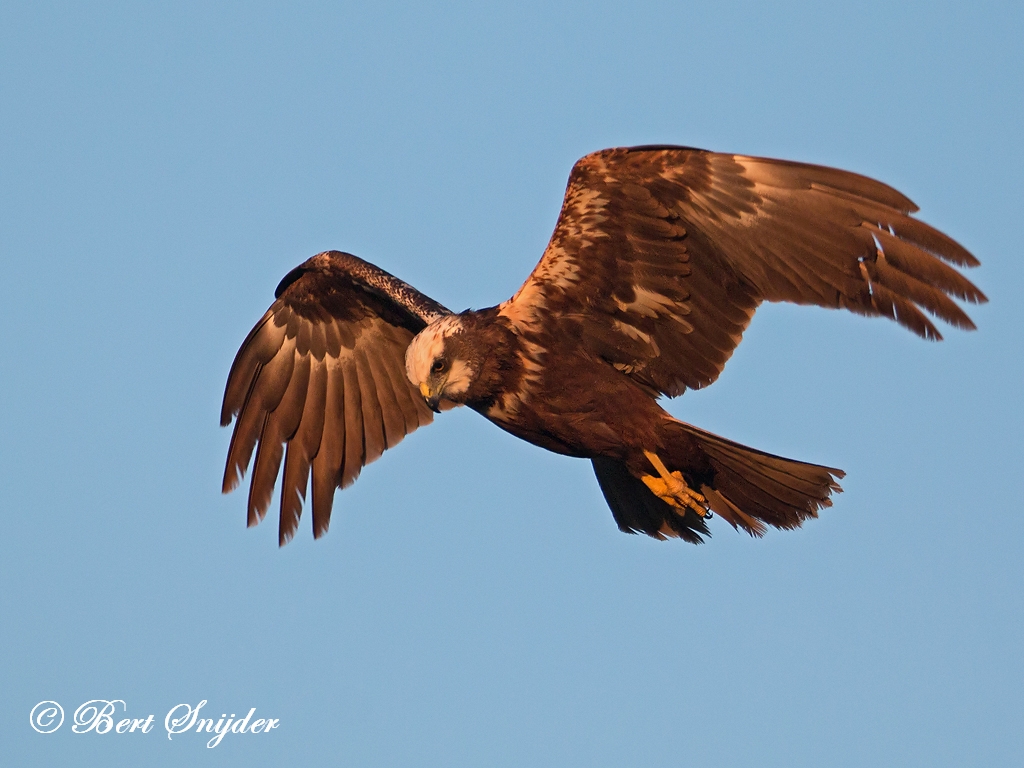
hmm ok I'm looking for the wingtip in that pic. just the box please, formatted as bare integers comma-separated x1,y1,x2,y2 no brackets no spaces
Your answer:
221,466,241,495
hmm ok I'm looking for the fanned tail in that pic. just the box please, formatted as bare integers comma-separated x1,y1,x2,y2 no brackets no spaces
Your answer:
683,424,844,537
592,422,843,543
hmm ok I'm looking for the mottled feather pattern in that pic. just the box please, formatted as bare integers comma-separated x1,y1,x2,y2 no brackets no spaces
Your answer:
501,146,985,400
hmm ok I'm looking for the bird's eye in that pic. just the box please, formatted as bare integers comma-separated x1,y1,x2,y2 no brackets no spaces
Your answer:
431,359,447,374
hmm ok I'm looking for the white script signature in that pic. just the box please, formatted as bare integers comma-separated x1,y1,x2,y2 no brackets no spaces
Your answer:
30,699,279,748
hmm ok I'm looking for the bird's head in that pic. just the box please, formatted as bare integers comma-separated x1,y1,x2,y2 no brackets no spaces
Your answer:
405,315,480,413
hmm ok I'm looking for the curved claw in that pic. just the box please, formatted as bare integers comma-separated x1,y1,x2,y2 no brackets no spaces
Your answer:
641,450,709,517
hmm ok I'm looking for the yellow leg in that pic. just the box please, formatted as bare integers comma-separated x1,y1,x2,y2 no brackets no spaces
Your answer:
641,450,708,517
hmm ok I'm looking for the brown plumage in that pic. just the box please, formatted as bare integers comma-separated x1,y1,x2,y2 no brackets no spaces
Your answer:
221,146,985,545
221,252,446,544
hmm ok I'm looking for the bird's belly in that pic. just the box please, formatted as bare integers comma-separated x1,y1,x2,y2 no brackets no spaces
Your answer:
477,380,657,460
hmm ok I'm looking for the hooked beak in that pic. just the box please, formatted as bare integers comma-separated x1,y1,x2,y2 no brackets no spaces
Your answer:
419,382,441,413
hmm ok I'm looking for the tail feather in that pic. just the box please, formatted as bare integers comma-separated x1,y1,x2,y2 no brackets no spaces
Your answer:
702,488,767,536
682,423,844,537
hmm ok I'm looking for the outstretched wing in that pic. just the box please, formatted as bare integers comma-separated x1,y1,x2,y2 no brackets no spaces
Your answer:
500,146,986,397
221,250,450,544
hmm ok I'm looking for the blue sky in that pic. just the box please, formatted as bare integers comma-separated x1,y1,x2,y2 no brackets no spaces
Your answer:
2,2,1021,766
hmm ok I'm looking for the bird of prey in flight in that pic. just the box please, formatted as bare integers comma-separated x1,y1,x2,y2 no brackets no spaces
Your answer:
221,146,984,546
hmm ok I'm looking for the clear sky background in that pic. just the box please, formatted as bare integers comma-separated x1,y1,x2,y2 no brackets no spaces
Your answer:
2,2,1021,766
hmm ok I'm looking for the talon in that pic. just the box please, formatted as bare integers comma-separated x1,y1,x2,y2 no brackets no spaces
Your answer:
641,450,709,517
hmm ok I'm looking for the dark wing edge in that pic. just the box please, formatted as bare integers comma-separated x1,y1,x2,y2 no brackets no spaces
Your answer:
220,250,451,545
500,146,986,399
